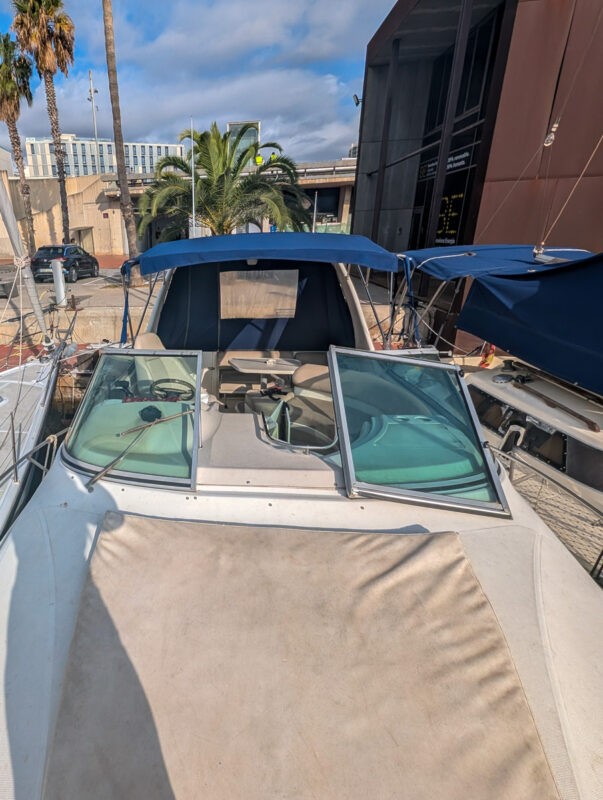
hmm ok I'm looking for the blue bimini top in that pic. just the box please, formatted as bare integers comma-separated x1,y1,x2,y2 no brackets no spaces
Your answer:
138,232,399,275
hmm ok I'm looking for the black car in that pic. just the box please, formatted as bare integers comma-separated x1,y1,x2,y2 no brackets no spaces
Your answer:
31,245,100,283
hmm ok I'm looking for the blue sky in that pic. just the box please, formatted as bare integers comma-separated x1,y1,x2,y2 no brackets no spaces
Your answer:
0,0,393,161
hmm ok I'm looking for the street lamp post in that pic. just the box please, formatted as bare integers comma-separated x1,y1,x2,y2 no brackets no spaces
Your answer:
88,70,100,174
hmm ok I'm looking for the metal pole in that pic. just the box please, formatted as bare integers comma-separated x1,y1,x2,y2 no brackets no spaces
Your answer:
9,413,19,483
0,176,49,342
190,118,196,239
51,259,67,307
312,190,318,232
88,70,100,174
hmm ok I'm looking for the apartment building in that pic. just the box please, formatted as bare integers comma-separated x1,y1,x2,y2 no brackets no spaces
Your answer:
25,133,183,178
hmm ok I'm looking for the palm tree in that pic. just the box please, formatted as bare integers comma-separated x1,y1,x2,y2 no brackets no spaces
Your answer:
102,0,137,259
0,32,36,255
138,122,311,240
12,0,74,244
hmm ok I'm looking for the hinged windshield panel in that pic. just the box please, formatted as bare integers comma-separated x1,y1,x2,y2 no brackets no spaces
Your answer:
65,349,201,486
329,347,509,516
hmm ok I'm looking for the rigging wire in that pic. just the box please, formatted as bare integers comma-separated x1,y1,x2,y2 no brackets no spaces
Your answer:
474,146,542,242
477,2,603,244
541,132,603,245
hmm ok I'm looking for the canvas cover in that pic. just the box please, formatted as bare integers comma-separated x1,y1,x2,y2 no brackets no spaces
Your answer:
458,259,603,395
156,260,357,351
138,232,400,275
400,245,602,396
399,244,591,280
44,514,559,799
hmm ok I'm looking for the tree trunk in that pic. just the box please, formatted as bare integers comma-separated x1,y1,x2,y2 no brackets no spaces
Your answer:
102,0,139,263
43,70,70,243
7,117,36,256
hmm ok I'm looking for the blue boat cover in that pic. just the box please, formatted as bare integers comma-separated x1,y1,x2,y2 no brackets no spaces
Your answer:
156,260,357,351
402,245,601,395
138,232,399,275
458,252,603,395
399,244,592,280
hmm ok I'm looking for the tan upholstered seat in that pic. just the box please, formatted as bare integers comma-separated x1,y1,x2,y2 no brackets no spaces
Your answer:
292,364,331,395
134,332,165,350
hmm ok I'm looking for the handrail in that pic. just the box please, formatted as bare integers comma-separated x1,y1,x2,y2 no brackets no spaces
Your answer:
490,444,603,520
0,426,69,488
491,444,603,583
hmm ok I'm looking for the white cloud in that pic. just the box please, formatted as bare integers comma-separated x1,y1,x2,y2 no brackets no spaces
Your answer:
0,0,389,161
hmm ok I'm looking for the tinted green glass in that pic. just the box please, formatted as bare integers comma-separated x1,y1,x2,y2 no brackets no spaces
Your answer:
335,352,497,503
67,352,198,480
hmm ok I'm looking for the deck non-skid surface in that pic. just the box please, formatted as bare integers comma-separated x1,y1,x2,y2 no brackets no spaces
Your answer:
44,513,559,799
196,411,338,487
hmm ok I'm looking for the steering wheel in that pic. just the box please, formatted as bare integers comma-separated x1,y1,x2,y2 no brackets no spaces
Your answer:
149,378,195,401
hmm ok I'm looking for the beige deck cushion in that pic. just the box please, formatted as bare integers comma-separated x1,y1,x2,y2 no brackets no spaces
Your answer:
44,514,559,800
292,363,332,394
133,331,165,349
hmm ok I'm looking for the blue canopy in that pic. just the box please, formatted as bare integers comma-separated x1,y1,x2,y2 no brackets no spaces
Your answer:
138,232,399,275
399,244,592,280
458,252,603,395
401,244,602,395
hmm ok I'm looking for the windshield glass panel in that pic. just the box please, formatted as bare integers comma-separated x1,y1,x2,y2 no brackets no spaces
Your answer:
66,351,199,481
331,349,505,511
220,269,298,319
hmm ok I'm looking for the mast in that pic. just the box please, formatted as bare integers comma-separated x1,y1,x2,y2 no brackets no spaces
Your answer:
0,176,50,343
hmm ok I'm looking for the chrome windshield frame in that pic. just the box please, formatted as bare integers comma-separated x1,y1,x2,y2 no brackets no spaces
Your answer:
328,346,511,517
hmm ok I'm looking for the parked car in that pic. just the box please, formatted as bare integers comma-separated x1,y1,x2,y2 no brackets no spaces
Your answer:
31,245,100,283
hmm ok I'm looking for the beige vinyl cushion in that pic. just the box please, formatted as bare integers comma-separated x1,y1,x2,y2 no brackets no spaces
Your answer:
292,363,332,394
133,331,165,350
44,514,559,800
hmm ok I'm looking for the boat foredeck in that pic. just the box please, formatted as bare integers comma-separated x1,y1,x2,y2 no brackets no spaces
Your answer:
197,407,341,489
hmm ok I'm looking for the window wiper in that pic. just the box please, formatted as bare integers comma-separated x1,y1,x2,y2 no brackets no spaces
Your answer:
85,408,194,491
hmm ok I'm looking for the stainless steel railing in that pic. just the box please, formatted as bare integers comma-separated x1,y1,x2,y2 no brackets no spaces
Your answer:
0,424,69,489
490,444,603,584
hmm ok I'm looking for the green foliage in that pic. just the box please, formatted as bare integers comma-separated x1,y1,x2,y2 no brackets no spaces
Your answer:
12,0,75,77
0,32,32,123
138,122,311,240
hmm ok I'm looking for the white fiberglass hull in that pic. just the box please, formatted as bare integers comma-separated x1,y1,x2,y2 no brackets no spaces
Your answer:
0,451,602,799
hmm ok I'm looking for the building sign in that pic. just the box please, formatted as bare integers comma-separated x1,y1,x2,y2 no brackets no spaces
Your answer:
418,144,475,182
435,192,465,245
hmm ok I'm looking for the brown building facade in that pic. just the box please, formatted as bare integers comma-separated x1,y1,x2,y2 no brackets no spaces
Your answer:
353,0,603,254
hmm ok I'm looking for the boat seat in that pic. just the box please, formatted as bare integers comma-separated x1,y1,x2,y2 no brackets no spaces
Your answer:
134,332,165,350
132,333,214,398
292,364,331,395
292,351,328,366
